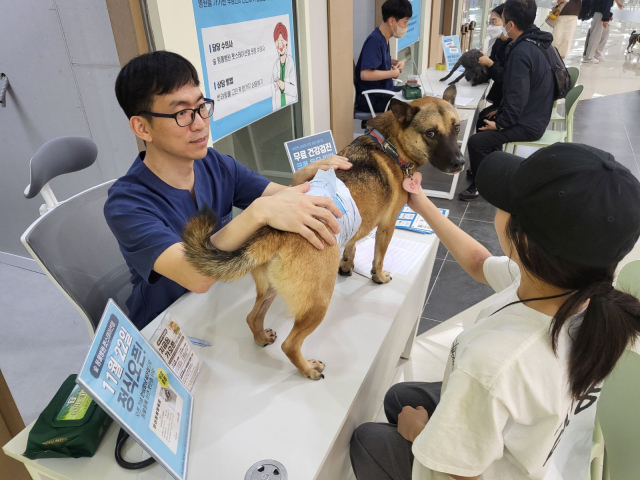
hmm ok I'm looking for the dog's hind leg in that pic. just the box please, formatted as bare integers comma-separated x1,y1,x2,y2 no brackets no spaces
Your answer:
247,265,278,347
448,72,466,85
439,59,462,82
271,242,339,379
338,240,357,276
371,221,395,284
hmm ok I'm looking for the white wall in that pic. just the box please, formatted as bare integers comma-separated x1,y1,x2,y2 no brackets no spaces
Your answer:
353,0,377,64
0,0,138,261
308,0,332,133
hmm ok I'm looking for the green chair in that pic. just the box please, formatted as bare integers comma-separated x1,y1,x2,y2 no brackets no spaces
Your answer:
589,260,640,480
504,84,584,155
550,67,580,129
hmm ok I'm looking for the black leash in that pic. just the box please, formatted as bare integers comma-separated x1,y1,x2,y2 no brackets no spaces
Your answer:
115,428,156,470
489,290,576,317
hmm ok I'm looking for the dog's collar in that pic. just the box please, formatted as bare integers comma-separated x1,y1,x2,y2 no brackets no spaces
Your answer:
364,128,415,178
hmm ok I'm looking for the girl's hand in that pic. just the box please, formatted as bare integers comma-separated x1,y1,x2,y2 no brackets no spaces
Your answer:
397,406,429,442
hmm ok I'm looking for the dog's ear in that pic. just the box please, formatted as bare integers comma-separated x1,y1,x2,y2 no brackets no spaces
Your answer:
442,85,457,106
390,98,419,127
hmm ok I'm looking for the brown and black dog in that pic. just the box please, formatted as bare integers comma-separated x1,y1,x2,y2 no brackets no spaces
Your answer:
182,86,463,380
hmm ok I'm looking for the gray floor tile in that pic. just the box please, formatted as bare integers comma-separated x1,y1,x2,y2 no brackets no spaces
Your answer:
430,196,468,219
0,263,90,425
422,260,495,321
464,199,497,223
417,318,443,336
458,218,503,256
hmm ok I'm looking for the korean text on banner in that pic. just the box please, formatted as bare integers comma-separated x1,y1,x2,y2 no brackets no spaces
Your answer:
77,300,193,480
442,35,463,72
192,0,298,143
284,130,337,173
397,0,422,51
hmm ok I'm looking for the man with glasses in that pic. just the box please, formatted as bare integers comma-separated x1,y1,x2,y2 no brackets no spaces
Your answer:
105,51,351,330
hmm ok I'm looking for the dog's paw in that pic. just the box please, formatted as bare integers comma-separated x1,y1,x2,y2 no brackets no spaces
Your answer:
372,269,392,284
305,360,326,380
254,328,277,347
338,267,353,276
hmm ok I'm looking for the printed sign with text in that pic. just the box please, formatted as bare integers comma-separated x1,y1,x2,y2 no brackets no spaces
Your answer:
284,130,337,173
77,301,193,480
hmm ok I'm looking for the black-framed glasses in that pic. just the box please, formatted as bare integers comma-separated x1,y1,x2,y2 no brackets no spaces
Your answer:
139,99,214,127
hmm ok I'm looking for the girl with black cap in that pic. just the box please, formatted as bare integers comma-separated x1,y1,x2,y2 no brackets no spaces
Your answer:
350,143,640,480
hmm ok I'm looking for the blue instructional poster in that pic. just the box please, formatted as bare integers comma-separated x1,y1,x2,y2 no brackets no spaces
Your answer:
192,0,298,142
284,130,337,172
442,35,463,72
395,206,449,234
397,0,422,51
77,301,193,480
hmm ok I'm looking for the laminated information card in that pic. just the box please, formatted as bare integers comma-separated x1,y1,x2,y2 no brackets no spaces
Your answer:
77,300,193,480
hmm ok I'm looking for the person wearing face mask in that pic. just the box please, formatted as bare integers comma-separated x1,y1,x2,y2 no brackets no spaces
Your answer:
460,0,555,201
355,0,412,114
466,4,513,181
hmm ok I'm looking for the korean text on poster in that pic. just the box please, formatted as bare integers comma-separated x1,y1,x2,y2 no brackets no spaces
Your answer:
77,301,193,480
193,0,298,142
284,130,337,173
442,35,463,72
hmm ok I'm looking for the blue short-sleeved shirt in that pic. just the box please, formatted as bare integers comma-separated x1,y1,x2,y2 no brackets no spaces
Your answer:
355,28,393,100
104,148,270,330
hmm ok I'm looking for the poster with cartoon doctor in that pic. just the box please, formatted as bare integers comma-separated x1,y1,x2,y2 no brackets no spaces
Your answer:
272,22,298,111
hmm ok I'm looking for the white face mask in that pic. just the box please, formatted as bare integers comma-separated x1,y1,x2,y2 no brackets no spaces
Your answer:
501,26,509,37
393,21,408,38
488,25,503,39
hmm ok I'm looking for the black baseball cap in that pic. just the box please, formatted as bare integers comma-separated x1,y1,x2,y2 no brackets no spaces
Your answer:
476,143,640,267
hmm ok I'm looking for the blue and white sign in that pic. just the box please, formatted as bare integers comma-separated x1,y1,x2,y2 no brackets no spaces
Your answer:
442,35,463,72
397,0,422,51
192,0,298,143
77,301,193,480
284,130,337,173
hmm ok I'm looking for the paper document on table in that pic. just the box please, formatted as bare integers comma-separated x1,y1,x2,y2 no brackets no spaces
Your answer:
351,231,430,278
436,94,474,106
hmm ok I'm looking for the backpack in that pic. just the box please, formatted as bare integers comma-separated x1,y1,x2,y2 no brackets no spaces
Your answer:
524,38,571,100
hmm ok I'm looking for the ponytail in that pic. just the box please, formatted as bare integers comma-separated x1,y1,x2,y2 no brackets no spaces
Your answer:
507,216,640,399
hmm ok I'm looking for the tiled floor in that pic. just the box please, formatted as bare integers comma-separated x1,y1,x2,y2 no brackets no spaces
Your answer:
3,19,640,428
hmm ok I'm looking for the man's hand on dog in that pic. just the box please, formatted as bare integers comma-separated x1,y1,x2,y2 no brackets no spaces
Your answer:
478,52,494,68
397,406,429,443
291,155,352,186
485,110,498,120
479,119,498,131
254,183,342,250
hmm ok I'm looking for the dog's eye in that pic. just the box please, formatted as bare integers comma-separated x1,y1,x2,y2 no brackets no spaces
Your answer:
424,131,436,139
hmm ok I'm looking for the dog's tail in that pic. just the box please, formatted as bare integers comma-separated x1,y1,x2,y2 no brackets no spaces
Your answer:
182,206,283,282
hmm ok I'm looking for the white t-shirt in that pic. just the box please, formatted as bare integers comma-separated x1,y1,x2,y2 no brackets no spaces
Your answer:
411,256,599,480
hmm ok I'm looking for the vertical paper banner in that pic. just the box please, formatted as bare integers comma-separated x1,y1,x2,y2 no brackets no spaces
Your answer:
397,0,422,51
192,0,298,142
442,35,463,72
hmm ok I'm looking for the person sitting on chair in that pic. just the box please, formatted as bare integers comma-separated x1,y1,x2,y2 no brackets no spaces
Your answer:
104,51,351,330
354,0,412,114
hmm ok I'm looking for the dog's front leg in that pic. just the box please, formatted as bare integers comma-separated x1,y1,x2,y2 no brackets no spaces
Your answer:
338,240,357,276
371,222,394,284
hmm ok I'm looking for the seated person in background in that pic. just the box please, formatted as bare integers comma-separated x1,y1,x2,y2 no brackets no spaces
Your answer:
351,143,640,480
460,0,555,201
470,3,512,181
104,51,351,330
355,0,412,114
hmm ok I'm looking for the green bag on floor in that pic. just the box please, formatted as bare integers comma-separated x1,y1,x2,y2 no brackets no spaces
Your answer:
23,374,112,459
